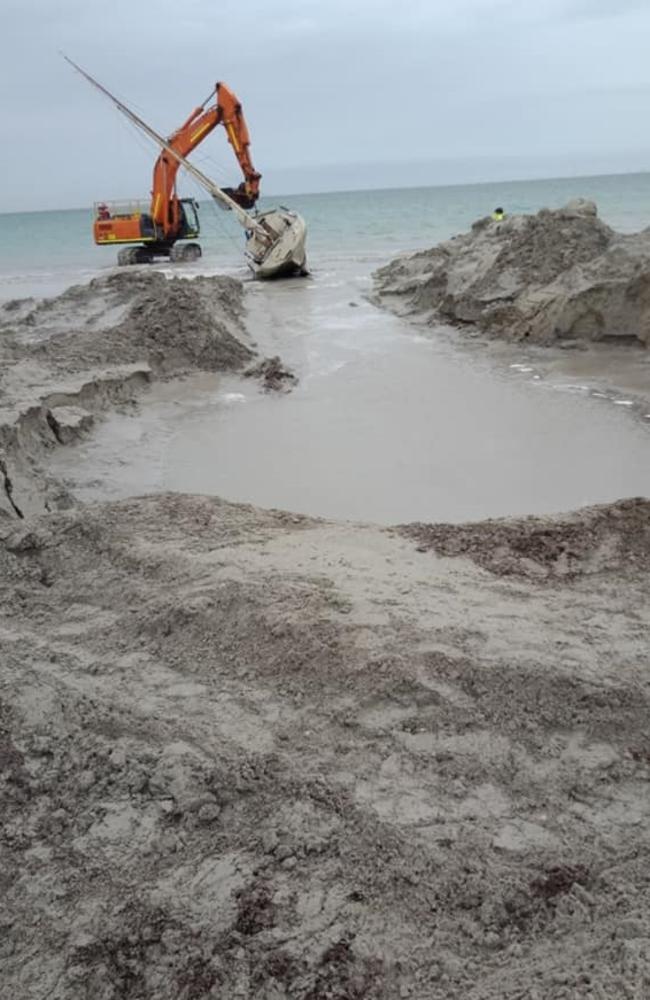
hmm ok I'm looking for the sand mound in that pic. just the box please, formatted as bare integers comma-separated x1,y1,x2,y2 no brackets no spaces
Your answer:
0,272,295,518
374,200,650,345
400,496,650,579
0,270,253,375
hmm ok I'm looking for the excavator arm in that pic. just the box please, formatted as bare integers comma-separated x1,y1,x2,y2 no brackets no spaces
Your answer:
215,82,262,209
151,82,261,237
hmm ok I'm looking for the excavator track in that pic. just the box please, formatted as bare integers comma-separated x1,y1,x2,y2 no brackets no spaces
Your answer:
169,243,202,263
117,246,154,266
116,243,202,266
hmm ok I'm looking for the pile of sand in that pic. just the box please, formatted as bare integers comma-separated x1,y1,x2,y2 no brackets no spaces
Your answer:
0,271,253,378
374,199,650,345
0,272,295,519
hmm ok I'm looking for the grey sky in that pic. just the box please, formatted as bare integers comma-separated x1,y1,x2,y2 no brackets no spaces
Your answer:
1,0,650,211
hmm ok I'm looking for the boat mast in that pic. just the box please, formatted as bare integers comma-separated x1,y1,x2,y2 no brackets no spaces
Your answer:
62,54,269,239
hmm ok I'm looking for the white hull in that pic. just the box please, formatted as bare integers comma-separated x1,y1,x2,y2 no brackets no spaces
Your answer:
245,209,307,280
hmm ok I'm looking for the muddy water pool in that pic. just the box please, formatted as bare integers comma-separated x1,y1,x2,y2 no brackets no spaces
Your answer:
47,259,650,524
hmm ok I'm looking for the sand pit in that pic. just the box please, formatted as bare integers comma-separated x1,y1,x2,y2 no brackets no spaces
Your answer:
1,269,650,999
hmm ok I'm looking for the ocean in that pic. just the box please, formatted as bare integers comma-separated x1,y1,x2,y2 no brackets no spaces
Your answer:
2,171,650,301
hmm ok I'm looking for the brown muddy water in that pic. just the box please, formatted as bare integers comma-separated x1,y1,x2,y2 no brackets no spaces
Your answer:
46,261,650,524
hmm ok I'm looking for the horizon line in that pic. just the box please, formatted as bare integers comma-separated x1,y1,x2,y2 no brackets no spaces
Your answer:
2,166,650,217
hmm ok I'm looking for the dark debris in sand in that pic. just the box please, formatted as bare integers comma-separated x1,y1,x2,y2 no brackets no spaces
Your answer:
398,496,650,579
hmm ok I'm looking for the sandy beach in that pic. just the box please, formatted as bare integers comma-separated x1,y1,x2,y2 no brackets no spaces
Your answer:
5,0,650,987
0,215,649,1000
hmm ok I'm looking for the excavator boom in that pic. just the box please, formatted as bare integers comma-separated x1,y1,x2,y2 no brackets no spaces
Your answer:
151,81,261,236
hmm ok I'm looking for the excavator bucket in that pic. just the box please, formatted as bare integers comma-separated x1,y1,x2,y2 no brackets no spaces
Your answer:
222,185,258,210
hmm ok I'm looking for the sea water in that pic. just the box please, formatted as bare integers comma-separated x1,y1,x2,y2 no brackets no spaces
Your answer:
2,171,650,301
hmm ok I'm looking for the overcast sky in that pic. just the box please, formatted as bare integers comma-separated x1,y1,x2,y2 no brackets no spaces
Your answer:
1,0,650,211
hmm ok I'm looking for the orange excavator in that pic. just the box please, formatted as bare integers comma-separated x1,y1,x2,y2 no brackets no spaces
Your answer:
92,83,262,265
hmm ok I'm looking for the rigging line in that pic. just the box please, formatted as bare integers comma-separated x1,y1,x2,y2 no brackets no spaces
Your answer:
98,86,152,121
119,128,235,187
120,116,204,189
185,174,243,250
95,90,235,191
119,105,242,188
205,213,242,250
121,117,161,161
61,52,186,131
190,158,232,184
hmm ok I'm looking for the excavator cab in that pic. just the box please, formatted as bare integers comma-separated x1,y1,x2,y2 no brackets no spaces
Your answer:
179,198,200,237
